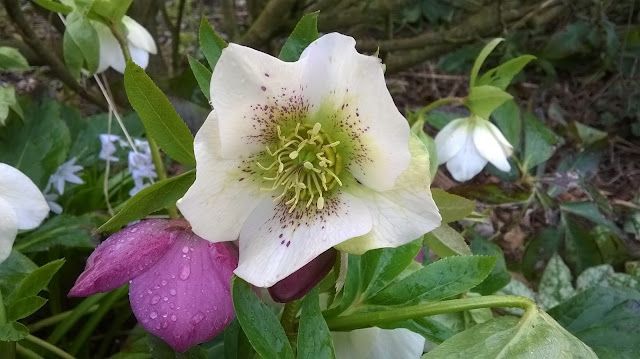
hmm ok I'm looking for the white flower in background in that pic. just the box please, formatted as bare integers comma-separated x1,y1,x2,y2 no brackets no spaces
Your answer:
0,163,49,262
128,140,157,196
178,33,441,287
92,16,157,74
435,116,513,182
46,157,84,195
332,327,425,359
99,134,122,162
44,193,63,215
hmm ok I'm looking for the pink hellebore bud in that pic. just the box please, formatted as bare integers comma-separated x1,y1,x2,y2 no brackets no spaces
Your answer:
268,248,336,303
69,219,238,353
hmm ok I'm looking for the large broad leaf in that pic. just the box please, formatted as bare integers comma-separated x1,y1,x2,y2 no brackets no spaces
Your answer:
279,12,319,62
63,12,99,76
231,277,294,359
463,85,513,119
491,99,521,149
538,254,576,310
0,99,71,188
15,214,100,252
469,38,504,87
548,286,640,358
199,18,228,71
90,0,132,22
423,309,597,358
97,170,195,233
6,259,64,304
522,112,558,171
423,225,471,258
367,256,495,305
297,288,335,359
0,251,37,298
522,228,563,280
0,47,29,70
560,202,622,237
563,218,602,274
7,295,47,321
0,322,29,341
124,62,196,165
476,55,536,90
431,189,475,223
470,238,510,295
576,264,640,293
188,55,212,101
360,239,423,300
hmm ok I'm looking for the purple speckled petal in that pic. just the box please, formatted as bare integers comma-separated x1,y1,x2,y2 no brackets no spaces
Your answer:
129,230,238,353
268,248,336,303
69,219,176,297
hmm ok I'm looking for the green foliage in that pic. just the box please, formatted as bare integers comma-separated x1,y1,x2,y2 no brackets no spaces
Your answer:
469,38,504,88
297,288,335,359
491,99,521,148
279,12,319,62
431,188,476,223
476,55,536,90
0,85,22,125
470,238,510,295
63,11,100,77
0,47,29,70
537,254,576,310
464,86,513,119
6,259,64,304
90,0,132,22
188,56,212,101
423,225,471,258
14,214,102,252
522,112,558,171
199,18,228,71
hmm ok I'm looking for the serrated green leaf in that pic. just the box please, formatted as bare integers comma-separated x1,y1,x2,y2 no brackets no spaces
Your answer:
188,55,211,101
97,170,195,233
477,55,536,90
538,254,576,310
423,224,471,258
464,85,513,119
491,99,521,148
367,256,495,305
522,112,558,171
199,18,228,71
231,277,294,359
431,189,475,223
470,238,510,295
64,12,100,75
0,321,29,341
7,259,64,304
0,47,29,70
279,12,319,62
297,288,335,359
7,296,47,321
124,62,195,165
469,38,504,87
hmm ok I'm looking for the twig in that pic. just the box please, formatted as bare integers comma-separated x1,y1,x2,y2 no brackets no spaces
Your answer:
240,0,296,47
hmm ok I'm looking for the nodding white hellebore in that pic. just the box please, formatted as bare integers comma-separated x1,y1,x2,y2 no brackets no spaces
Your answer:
435,115,513,182
177,33,441,288
0,163,49,263
92,16,157,74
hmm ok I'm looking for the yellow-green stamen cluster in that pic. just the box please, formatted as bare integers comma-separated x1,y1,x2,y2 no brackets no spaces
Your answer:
258,122,343,213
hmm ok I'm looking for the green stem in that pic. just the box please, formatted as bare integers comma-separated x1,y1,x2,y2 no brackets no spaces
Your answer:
148,138,178,218
110,22,132,63
22,336,75,359
418,97,463,116
325,295,535,331
281,299,302,353
48,294,105,344
28,305,99,333
16,344,44,359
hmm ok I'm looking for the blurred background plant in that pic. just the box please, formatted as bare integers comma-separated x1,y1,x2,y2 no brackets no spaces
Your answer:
0,0,638,358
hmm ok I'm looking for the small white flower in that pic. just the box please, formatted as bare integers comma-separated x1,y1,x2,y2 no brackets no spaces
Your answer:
0,163,49,262
435,116,513,182
92,16,157,74
332,327,425,359
99,134,122,162
44,193,63,215
47,157,84,195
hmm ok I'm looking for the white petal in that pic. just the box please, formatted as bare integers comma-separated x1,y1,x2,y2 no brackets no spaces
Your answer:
336,135,440,254
0,164,49,230
486,120,514,155
434,118,469,165
210,43,303,159
0,197,18,263
129,46,150,69
332,327,425,359
177,112,265,243
445,136,488,182
93,20,121,74
473,122,511,172
235,191,372,287
122,16,157,54
298,33,410,192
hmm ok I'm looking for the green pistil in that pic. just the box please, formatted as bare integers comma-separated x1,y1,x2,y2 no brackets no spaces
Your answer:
258,122,343,213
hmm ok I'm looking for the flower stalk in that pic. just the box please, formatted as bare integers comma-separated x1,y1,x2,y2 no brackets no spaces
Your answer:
281,299,303,352
417,97,463,116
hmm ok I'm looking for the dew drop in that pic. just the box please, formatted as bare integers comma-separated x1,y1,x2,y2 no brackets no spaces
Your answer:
162,322,168,328
179,264,191,280
181,246,189,254
190,311,205,324
161,280,167,286
150,312,158,319
151,295,161,305
170,289,177,296
170,314,177,322
163,297,168,301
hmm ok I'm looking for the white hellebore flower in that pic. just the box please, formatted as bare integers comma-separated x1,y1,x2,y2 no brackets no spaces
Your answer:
332,327,425,359
177,33,441,287
434,116,513,182
47,157,84,195
93,16,157,74
0,164,49,262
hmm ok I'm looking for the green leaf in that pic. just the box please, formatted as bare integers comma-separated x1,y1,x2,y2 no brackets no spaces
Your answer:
297,288,335,359
7,259,64,304
564,218,602,274
199,18,228,71
423,224,471,258
124,62,196,165
542,21,591,60
279,12,319,62
423,309,597,358
464,85,513,119
476,55,536,90
522,112,558,171
0,322,29,341
188,56,211,101
424,110,460,130
571,121,607,145
491,99,521,148
431,189,475,223
560,201,622,236
538,254,576,310
90,0,132,21
576,264,640,293
0,85,22,125
522,228,563,280
7,296,47,321
469,38,504,87
97,170,195,233
0,251,37,297
231,277,294,359
0,47,29,70
470,237,510,295
496,278,536,316
367,256,495,305
415,130,438,180
14,214,100,253
380,317,454,344
64,12,100,75
449,183,532,205
32,0,73,14
360,239,423,299
324,255,361,317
